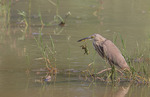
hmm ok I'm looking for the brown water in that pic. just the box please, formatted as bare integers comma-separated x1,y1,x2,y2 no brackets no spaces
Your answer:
0,0,150,97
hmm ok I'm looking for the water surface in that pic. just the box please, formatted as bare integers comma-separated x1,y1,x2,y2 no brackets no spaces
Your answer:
0,0,150,97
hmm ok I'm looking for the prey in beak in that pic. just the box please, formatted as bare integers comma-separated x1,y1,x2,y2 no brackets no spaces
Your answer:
77,36,92,55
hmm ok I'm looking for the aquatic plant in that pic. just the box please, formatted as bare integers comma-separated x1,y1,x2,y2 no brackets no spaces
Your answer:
0,0,11,32
17,10,29,40
38,11,44,27
18,10,28,27
34,28,57,75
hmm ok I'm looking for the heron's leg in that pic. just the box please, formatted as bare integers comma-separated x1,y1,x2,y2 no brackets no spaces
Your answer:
96,68,112,82
96,68,124,76
96,60,113,74
96,68,112,74
96,68,124,82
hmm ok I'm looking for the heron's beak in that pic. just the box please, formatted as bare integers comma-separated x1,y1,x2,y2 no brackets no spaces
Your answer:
77,37,91,42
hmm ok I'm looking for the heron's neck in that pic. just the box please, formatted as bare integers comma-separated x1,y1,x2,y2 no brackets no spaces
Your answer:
101,39,107,45
96,37,106,42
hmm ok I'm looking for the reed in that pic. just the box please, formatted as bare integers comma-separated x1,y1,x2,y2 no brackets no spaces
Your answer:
18,10,28,27
34,28,57,74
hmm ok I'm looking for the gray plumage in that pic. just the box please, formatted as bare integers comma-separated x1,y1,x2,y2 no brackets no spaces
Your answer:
78,34,130,70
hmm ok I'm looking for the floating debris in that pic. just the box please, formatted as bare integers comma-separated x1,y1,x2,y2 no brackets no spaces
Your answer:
44,75,51,82
59,21,65,27
35,75,52,83
65,69,81,73
34,57,44,61
48,67,58,75
35,79,43,83
32,32,43,36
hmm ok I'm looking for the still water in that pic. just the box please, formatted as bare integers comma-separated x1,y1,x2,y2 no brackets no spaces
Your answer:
0,0,150,97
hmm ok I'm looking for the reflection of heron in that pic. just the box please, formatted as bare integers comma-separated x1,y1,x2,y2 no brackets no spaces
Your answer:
104,84,131,97
78,34,130,71
114,85,130,97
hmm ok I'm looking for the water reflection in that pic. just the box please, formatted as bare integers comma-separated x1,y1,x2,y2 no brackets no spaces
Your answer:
0,0,150,97
113,84,130,97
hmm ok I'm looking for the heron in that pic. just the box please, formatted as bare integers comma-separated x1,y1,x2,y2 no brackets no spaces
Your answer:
78,34,130,72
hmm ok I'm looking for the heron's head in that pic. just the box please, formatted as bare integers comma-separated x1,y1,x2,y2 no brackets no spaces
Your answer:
77,34,106,42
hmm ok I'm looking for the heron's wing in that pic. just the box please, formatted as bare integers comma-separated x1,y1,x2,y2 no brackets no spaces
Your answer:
93,42,105,58
102,40,126,68
94,40,129,69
